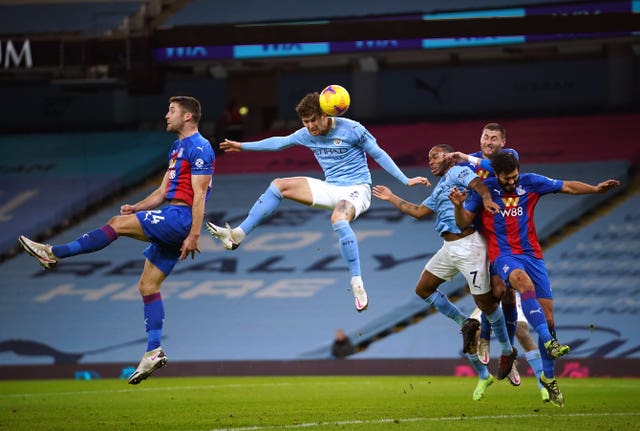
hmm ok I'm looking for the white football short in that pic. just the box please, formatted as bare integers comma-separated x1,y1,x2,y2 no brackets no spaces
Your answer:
424,230,491,295
305,178,371,219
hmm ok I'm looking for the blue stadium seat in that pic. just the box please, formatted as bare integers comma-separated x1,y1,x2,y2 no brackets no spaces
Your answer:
1,131,171,256
0,161,631,366
0,2,143,36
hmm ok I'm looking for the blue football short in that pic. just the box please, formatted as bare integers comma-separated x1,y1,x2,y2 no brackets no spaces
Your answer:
489,262,498,276
135,205,192,275
493,254,553,300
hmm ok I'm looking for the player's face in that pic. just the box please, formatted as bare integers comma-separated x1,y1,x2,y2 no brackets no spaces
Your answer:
165,102,186,133
428,148,450,176
300,113,329,136
480,129,505,159
497,168,519,192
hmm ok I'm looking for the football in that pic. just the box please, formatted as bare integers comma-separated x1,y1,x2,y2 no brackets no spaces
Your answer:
319,84,350,116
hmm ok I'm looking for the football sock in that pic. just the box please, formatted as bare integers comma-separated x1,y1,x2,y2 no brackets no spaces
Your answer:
351,275,363,287
525,349,544,388
538,336,556,379
479,312,492,340
467,353,490,380
502,301,518,345
239,183,283,235
52,225,117,258
519,290,552,343
424,290,467,326
485,307,512,355
332,220,361,277
143,293,164,352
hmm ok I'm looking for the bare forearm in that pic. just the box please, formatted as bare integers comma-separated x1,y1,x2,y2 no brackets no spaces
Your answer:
470,178,492,203
386,194,429,219
454,204,474,229
132,187,166,211
189,194,206,236
562,179,621,195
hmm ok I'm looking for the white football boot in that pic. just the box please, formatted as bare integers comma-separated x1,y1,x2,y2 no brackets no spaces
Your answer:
18,235,59,270
351,280,368,312
477,337,490,365
205,222,240,250
128,347,168,385
507,360,521,386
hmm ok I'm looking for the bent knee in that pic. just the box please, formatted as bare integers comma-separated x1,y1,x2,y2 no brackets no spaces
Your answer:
415,282,437,299
106,215,125,231
509,269,535,292
415,285,429,298
475,293,498,312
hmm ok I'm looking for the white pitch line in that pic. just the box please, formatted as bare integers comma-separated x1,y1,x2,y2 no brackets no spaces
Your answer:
0,380,383,398
205,412,640,431
0,382,298,398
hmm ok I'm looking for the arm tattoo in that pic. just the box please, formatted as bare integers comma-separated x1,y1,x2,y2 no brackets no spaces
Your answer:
397,199,419,212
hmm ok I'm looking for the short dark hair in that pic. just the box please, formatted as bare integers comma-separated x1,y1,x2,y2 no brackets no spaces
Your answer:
295,92,323,118
432,143,455,153
492,151,519,175
483,123,505,139
170,96,202,123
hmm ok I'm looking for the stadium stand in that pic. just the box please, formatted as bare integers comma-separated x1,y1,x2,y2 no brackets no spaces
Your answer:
215,113,640,176
164,0,592,26
0,0,637,378
0,160,630,366
300,160,632,358
0,1,144,36
353,188,640,361
0,131,171,257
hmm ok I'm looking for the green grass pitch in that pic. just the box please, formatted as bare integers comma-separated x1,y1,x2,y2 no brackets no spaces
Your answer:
1,376,639,430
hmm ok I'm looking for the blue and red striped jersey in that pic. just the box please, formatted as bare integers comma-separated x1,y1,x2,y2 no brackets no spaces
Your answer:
465,173,563,262
165,132,215,205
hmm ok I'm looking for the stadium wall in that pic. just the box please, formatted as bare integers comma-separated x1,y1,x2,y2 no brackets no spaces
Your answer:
1,358,638,381
1,164,633,369
1,54,638,133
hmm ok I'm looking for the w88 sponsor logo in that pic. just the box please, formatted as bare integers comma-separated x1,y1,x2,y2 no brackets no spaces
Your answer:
500,196,522,217
500,206,523,217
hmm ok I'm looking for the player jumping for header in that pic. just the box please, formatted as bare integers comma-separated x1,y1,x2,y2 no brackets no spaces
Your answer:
206,91,429,312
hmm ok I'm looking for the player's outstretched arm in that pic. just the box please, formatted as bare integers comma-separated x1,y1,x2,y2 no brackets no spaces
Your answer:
363,141,430,187
443,151,469,163
219,139,243,152
221,135,294,153
407,176,431,187
561,179,621,195
372,185,433,219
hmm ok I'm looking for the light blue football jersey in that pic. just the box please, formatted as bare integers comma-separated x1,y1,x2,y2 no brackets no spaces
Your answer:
241,117,409,186
423,165,478,235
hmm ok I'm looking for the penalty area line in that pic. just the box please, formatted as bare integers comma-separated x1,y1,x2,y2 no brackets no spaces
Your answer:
205,412,640,431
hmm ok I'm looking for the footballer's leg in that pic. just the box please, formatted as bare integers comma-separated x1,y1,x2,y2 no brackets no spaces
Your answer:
19,223,120,270
207,181,286,250
332,210,367,312
468,353,494,401
129,258,168,385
